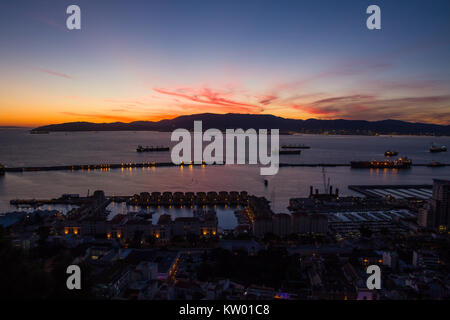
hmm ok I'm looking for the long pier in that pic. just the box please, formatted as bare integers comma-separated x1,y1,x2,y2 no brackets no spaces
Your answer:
278,163,447,168
3,161,218,173
1,162,449,173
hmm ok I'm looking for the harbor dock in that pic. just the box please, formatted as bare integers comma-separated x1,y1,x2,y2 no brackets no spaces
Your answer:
10,191,250,207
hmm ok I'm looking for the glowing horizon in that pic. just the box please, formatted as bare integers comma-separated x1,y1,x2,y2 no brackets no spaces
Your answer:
1,0,449,127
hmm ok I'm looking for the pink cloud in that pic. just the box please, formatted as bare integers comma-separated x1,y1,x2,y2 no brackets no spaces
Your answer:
312,95,376,105
258,95,278,105
290,105,340,115
35,67,72,79
153,87,263,113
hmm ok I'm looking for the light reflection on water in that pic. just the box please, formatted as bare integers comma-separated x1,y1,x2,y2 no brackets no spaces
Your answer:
2,204,78,215
0,202,240,229
107,202,240,229
1,130,449,167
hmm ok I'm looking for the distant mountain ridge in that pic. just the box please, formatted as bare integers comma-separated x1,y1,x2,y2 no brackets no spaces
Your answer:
32,113,450,136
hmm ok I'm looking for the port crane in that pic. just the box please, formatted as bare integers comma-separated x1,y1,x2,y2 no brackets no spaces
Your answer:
322,167,330,194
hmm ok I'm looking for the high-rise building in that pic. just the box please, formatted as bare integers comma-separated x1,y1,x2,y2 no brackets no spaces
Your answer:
417,206,429,228
428,179,450,232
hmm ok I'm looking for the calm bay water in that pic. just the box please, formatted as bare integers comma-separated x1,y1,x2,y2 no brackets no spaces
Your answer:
1,129,449,216
1,129,449,166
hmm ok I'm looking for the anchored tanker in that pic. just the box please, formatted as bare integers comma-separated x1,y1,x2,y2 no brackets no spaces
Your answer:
429,144,447,153
279,150,301,155
281,144,310,149
136,145,170,152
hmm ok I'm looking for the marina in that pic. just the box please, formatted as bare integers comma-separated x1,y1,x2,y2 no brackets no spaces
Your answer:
6,191,251,230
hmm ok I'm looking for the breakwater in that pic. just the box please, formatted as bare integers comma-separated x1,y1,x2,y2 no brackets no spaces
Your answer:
3,161,215,173
10,191,250,207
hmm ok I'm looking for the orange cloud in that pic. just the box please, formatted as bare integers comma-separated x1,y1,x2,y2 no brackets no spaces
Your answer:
61,112,138,122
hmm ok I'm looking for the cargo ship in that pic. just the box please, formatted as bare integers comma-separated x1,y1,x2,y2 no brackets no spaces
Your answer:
429,144,447,153
384,150,398,157
136,145,170,152
30,130,49,134
280,150,301,155
351,157,412,169
281,144,310,149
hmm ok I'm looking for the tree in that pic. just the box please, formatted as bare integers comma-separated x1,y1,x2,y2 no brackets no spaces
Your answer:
130,230,144,248
359,225,372,238
37,226,51,246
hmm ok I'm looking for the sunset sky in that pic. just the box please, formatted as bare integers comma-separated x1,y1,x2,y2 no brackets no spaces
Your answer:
0,0,449,127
